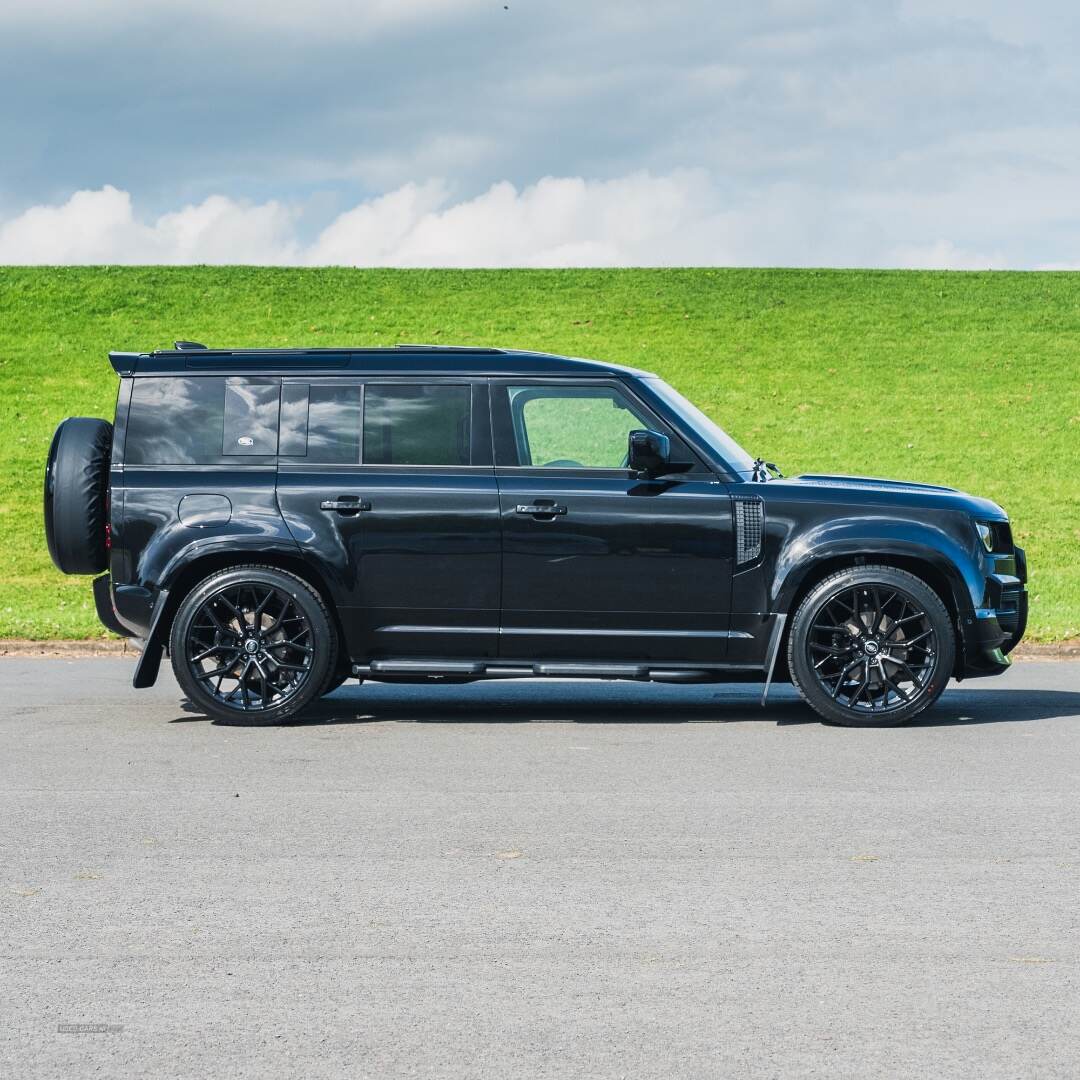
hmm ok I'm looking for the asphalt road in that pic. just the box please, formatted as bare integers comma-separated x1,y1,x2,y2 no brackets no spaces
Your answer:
2,659,1079,1080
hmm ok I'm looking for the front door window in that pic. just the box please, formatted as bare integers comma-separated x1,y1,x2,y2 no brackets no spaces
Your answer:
505,385,651,469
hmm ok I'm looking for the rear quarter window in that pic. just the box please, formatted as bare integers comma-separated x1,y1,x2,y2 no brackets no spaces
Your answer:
126,377,226,465
223,379,279,455
126,377,280,464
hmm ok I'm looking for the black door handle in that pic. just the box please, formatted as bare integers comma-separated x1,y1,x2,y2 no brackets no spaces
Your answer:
515,503,567,517
321,498,371,514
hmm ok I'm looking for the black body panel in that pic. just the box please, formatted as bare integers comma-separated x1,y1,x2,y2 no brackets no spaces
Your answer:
496,472,735,662
277,465,501,659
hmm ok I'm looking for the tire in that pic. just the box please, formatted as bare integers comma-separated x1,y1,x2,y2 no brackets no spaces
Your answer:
44,417,112,575
787,565,955,727
169,565,338,725
321,669,351,696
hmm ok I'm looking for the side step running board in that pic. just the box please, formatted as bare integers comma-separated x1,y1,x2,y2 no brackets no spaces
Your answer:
366,659,486,676
352,660,751,682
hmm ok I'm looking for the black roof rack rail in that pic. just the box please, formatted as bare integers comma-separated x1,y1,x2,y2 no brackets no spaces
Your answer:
395,344,505,353
157,343,505,356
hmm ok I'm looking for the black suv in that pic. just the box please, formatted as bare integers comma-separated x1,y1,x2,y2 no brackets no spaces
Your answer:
44,343,1027,726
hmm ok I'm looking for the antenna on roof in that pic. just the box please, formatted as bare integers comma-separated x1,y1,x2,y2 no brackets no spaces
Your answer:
174,340,208,351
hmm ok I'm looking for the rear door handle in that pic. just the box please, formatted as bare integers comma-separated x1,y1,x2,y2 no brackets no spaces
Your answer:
515,503,567,517
321,498,371,514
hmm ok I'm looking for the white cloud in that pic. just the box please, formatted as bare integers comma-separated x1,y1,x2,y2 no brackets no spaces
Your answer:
3,175,1064,269
0,186,298,265
0,175,743,267
308,172,730,267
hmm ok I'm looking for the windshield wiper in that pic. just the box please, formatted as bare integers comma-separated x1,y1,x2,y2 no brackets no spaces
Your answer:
752,458,784,482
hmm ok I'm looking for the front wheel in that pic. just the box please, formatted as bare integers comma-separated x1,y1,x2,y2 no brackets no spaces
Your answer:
169,565,338,725
787,566,955,727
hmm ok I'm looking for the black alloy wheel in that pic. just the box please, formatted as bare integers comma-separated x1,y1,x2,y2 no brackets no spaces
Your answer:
788,566,955,726
170,566,336,724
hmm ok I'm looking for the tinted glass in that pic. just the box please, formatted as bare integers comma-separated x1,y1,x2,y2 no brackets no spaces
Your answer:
278,382,364,464
223,378,279,455
307,384,362,463
279,383,309,456
363,384,471,466
508,385,649,468
645,378,755,474
126,377,225,464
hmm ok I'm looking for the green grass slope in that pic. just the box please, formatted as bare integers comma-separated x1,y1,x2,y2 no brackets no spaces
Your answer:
1,267,1076,640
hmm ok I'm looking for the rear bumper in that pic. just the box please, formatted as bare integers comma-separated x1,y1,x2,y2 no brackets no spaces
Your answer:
93,574,138,638
114,583,156,638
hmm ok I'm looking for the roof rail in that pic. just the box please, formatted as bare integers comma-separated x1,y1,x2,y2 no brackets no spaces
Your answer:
174,340,208,351
395,343,505,353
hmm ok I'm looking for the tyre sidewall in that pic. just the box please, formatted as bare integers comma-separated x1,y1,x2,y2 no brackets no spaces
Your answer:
44,417,112,575
789,567,955,727
169,567,336,724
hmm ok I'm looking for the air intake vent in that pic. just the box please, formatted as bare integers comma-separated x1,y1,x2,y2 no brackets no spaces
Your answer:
734,497,764,565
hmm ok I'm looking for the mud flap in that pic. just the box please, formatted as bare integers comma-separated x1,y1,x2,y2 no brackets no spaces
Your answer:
132,588,169,689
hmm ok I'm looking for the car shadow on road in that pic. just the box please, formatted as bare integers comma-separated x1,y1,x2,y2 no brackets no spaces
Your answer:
171,683,1080,729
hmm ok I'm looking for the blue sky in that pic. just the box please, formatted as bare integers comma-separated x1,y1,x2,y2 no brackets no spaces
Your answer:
1,0,1078,266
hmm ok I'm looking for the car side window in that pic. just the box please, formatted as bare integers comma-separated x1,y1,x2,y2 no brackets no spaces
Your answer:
363,384,471,466
223,378,280,456
126,376,227,465
279,380,473,466
503,385,653,469
280,381,363,464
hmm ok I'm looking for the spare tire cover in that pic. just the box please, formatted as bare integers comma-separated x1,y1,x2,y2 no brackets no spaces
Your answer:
44,417,113,575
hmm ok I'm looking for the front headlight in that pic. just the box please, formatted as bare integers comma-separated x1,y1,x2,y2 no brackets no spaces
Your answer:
976,521,994,552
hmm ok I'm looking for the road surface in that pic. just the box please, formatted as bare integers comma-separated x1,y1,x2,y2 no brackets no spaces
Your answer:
2,659,1079,1078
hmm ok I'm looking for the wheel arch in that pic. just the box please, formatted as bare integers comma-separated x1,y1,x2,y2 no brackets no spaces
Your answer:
771,544,973,682
133,547,346,689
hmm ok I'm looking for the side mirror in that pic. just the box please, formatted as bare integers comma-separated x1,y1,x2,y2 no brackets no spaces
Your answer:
627,429,671,477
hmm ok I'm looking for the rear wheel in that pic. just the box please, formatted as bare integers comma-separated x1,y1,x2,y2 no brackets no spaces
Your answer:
788,566,955,727
169,566,337,725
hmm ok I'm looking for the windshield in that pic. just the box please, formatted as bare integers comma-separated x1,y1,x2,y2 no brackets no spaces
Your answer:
645,378,756,475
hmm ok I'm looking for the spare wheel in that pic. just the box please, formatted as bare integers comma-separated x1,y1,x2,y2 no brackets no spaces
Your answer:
44,417,113,575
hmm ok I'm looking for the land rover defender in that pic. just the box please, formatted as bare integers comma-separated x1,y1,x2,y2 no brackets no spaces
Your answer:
44,343,1027,726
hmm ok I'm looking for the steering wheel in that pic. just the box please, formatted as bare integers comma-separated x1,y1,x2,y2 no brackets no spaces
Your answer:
541,459,585,468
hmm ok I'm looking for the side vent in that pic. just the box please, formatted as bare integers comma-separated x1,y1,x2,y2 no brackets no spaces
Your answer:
734,496,764,565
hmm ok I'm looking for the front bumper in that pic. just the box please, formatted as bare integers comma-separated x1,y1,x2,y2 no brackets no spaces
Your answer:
957,546,1028,679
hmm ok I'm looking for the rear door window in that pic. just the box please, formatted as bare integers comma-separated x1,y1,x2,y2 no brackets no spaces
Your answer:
279,381,363,464
362,384,471,466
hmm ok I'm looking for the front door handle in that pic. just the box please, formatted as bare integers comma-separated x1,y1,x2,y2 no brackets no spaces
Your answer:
515,503,567,517
321,498,371,514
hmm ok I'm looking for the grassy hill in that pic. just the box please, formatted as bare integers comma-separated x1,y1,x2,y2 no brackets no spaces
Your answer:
0,266,1076,641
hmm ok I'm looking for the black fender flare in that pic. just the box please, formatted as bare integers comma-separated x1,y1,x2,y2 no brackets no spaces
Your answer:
771,522,982,620
132,538,306,689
